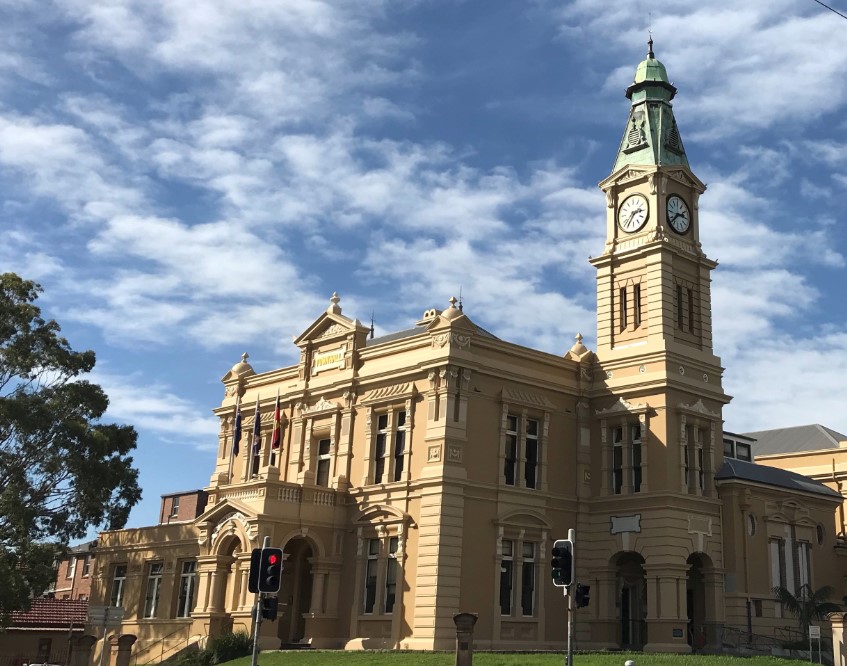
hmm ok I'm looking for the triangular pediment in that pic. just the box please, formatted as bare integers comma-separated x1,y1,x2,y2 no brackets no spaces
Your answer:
293,311,369,347
194,497,255,526
595,396,650,416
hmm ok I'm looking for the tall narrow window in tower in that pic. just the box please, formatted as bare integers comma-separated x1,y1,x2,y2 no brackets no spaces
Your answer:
393,411,407,481
504,416,518,486
177,561,197,618
316,438,331,486
676,285,684,329
612,426,624,494
633,283,642,327
525,419,539,489
374,414,388,483
769,538,787,617
796,541,811,591
144,562,163,618
521,542,536,616
683,442,691,490
687,288,695,333
619,287,628,330
697,445,705,492
631,425,642,493
500,540,514,615
364,539,379,614
110,564,127,607
384,537,399,613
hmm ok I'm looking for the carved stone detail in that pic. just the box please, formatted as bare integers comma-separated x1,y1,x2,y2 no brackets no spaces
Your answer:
431,331,471,349
304,396,339,414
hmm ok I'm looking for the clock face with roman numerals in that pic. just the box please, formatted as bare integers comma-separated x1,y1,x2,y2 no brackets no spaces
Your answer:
667,195,690,234
618,194,649,233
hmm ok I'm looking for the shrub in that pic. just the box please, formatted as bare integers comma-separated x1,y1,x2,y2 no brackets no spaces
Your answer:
207,631,253,664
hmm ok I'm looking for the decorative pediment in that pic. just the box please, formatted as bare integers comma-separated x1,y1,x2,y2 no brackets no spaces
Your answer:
678,398,720,419
495,509,553,530
194,498,257,547
302,396,339,415
765,499,815,526
361,382,417,405
595,396,649,416
501,387,556,410
599,165,653,192
292,293,370,347
352,503,415,527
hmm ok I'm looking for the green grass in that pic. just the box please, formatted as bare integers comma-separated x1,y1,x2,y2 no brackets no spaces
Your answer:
224,652,810,666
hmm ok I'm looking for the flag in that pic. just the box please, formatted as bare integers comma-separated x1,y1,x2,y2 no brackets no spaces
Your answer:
232,397,242,456
270,391,281,450
252,393,261,456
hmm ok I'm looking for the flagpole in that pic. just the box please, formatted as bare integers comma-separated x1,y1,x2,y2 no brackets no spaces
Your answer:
228,393,241,484
270,389,281,466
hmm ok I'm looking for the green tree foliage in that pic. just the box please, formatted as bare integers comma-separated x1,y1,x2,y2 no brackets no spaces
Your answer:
772,583,842,638
0,273,141,621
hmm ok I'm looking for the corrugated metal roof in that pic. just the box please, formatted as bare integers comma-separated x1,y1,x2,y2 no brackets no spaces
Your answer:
10,599,89,628
744,424,847,456
366,323,499,347
715,458,841,499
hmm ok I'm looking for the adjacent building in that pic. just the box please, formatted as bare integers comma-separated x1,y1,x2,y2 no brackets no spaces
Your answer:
85,43,847,660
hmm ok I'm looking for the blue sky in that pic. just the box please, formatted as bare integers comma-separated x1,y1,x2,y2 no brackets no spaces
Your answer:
2,0,847,531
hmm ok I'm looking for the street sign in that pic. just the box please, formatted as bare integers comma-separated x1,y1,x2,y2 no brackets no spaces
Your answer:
88,605,125,627
809,625,821,639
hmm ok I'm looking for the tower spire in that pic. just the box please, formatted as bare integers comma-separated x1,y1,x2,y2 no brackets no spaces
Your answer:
647,34,654,59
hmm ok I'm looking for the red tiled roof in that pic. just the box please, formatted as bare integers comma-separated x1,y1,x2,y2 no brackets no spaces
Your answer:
10,598,89,628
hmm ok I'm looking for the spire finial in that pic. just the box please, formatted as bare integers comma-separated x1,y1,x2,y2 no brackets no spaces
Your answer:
241,352,249,363
647,34,654,59
369,311,375,339
575,333,583,344
458,286,463,312
327,291,342,314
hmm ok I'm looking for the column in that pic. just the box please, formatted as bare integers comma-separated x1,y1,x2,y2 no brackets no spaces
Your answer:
586,567,618,649
644,564,691,654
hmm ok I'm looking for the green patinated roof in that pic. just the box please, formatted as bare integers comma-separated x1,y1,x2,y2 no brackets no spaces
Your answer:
611,40,689,173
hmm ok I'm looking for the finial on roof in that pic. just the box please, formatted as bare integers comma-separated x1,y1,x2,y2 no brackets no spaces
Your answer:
370,312,375,339
458,287,464,312
328,291,342,315
647,35,654,59
241,352,249,363
442,296,461,320
568,332,589,358
229,352,254,377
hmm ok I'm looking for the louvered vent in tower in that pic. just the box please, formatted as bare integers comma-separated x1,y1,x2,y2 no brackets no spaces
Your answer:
628,121,642,147
666,122,681,151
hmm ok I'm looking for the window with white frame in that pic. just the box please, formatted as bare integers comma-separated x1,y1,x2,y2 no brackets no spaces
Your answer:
144,562,164,618
384,537,399,613
177,560,197,618
723,436,753,462
521,542,537,616
363,539,379,614
316,438,331,487
610,424,642,495
631,425,642,493
110,564,127,607
82,554,92,577
66,557,76,579
503,413,543,489
371,409,408,485
170,496,180,518
499,540,514,615
612,427,624,494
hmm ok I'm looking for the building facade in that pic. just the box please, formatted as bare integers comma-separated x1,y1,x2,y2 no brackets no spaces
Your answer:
87,45,847,660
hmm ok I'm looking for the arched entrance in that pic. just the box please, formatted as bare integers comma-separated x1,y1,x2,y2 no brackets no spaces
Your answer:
686,553,708,650
615,552,647,649
278,538,314,644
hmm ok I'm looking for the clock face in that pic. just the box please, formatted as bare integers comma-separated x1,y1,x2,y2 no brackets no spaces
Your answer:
667,195,691,234
618,194,649,233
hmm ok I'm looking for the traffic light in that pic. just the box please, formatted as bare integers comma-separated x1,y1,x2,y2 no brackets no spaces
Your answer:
575,583,590,608
261,596,279,621
247,548,261,593
551,539,574,588
258,547,283,593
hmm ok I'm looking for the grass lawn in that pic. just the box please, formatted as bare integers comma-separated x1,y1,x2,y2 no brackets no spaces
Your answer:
226,652,809,666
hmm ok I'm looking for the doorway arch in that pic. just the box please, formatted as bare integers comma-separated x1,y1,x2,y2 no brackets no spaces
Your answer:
614,552,647,649
278,538,314,644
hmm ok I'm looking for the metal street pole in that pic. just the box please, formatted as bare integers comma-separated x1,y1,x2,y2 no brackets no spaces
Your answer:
567,528,575,666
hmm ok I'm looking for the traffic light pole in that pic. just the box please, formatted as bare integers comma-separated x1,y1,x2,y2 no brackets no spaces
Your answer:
251,536,271,666
566,528,575,666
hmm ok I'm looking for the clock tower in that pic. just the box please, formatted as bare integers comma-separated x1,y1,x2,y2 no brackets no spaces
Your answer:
585,42,731,653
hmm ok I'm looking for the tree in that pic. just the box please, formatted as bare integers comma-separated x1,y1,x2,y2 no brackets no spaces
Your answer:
773,583,842,638
0,273,141,622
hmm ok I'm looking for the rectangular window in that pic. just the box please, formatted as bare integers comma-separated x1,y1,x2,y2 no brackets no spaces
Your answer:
499,540,513,616
697,446,705,491
796,541,811,591
524,419,539,489
316,438,331,487
619,287,628,330
631,425,642,493
687,288,695,333
723,438,734,457
612,427,623,495
753,599,763,617
170,496,180,518
521,542,536,616
82,554,92,577
384,537,399,614
364,539,379,614
736,442,752,462
67,557,77,579
634,283,642,327
144,562,163,618
177,561,197,618
110,565,127,607
393,411,407,482
504,416,518,486
684,446,690,489
374,414,388,484
677,285,684,329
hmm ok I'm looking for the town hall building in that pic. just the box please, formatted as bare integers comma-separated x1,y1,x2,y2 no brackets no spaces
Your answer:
86,43,847,662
